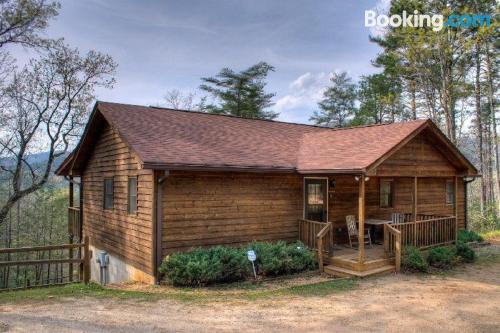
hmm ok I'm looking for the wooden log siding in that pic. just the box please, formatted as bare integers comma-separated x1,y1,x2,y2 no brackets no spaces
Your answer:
161,171,303,255
375,133,459,177
82,125,154,274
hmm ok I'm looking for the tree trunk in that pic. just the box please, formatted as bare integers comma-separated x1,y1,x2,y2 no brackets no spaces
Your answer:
410,79,417,120
485,46,500,212
475,42,486,212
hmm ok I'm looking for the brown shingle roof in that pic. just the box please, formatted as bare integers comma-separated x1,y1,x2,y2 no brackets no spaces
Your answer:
56,101,477,175
297,120,426,171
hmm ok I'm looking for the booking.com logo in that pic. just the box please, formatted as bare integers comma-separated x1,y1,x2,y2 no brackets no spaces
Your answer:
365,10,492,32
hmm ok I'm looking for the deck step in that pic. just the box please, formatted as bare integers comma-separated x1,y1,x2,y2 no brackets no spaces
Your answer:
327,257,394,271
323,264,396,278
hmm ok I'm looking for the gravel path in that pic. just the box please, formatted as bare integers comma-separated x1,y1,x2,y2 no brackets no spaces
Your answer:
0,247,499,333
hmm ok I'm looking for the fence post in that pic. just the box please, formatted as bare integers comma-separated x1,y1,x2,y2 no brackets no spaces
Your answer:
83,236,90,284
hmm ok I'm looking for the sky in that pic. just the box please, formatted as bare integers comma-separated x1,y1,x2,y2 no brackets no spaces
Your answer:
13,0,388,124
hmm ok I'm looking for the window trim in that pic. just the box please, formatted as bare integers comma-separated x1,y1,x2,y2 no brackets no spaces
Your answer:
103,177,114,210
445,179,455,205
379,178,394,208
127,176,138,215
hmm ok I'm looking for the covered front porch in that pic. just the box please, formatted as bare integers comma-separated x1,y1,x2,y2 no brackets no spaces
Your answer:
298,175,460,277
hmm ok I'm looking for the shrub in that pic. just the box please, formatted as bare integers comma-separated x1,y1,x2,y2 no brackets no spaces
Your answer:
250,241,317,276
402,246,428,272
458,229,483,244
159,246,250,286
455,243,476,263
159,241,317,286
427,246,457,269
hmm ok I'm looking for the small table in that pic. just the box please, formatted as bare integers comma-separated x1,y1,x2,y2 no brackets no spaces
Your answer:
363,219,392,243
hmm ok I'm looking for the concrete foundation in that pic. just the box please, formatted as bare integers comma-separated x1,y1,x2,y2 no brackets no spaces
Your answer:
89,245,154,284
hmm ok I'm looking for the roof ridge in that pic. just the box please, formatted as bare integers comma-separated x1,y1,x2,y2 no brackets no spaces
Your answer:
97,100,428,132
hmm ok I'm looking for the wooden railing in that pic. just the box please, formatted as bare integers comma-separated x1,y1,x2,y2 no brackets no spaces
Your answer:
316,222,333,272
0,236,90,290
298,219,333,271
383,224,401,272
391,215,456,249
298,219,327,250
68,206,81,238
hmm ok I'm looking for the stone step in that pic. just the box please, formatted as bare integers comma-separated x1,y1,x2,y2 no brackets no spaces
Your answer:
323,264,396,278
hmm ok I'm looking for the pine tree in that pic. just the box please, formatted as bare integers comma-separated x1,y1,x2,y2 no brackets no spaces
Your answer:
199,62,278,119
310,72,357,128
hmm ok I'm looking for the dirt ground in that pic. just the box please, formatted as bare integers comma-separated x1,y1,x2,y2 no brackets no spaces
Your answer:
0,246,499,333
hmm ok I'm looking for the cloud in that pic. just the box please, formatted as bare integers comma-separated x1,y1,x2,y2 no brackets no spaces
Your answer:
367,0,391,37
275,72,334,123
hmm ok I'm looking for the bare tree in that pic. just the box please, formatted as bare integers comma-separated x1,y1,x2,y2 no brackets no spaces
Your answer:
0,42,117,227
163,89,198,110
0,0,59,49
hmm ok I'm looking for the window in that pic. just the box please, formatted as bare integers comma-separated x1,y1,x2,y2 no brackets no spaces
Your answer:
103,178,114,209
307,183,324,205
304,178,327,222
128,177,138,214
446,180,455,204
380,179,393,208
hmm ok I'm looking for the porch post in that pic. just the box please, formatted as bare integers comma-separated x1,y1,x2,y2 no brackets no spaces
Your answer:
69,175,74,207
358,175,365,264
412,177,418,246
454,176,458,242
68,175,74,282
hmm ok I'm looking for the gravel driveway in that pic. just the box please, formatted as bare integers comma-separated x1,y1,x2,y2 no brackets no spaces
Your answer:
1,246,499,333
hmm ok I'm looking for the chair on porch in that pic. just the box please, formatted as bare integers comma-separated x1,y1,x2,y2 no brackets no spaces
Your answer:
391,213,408,224
346,215,372,249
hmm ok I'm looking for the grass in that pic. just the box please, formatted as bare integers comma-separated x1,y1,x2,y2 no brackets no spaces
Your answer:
242,278,357,300
0,283,164,303
481,230,500,241
0,278,358,304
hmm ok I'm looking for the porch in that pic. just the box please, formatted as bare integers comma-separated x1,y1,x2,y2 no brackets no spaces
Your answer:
299,175,460,277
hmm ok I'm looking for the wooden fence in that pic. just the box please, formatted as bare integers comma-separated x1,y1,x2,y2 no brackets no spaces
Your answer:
0,236,90,291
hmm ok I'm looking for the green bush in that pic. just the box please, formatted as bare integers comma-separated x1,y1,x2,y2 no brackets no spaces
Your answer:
250,241,317,276
159,241,317,286
159,246,250,286
402,246,428,272
455,243,476,263
458,229,484,244
427,246,457,269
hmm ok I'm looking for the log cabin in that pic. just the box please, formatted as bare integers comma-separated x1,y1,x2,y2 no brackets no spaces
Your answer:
56,101,478,283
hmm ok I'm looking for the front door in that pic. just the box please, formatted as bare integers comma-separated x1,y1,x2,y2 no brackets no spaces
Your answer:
304,178,328,222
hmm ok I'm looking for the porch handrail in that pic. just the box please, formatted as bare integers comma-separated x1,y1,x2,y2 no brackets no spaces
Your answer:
391,215,456,249
298,218,327,249
316,222,333,272
384,223,401,272
68,206,81,239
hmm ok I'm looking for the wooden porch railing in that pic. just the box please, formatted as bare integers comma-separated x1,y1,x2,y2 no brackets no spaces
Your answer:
391,214,456,249
316,222,333,272
383,223,401,272
68,206,81,238
298,219,333,271
298,219,327,250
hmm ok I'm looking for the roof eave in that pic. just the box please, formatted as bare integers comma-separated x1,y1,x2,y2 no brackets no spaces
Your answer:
142,162,297,173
